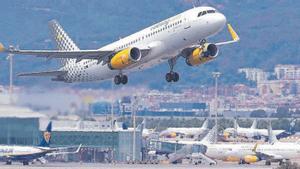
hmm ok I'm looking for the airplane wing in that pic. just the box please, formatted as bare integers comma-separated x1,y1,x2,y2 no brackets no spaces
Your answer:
255,151,283,161
159,139,198,145
252,143,283,161
3,46,115,64
46,144,82,156
191,152,217,165
18,70,67,77
0,43,151,64
4,145,82,161
180,23,239,60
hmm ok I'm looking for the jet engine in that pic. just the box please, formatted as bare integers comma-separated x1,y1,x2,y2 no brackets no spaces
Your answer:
186,43,218,66
243,155,260,164
108,47,141,70
163,132,177,138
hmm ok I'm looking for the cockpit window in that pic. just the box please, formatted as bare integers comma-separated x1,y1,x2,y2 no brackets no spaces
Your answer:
198,10,216,17
207,10,215,14
197,12,202,17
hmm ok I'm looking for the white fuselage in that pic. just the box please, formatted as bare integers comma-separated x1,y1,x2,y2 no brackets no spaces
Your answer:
171,140,256,161
205,143,255,160
0,145,46,158
225,127,285,138
205,142,300,161
257,142,300,160
61,7,226,82
160,128,207,137
170,140,300,162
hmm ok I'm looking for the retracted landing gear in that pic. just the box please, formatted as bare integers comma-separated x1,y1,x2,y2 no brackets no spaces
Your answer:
166,57,180,83
114,74,128,85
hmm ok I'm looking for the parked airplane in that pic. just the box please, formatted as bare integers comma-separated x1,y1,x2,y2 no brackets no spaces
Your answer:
252,123,300,165
0,122,81,165
0,6,239,85
213,121,300,165
161,125,256,165
166,122,300,166
160,119,209,139
224,119,285,140
138,119,156,139
274,118,297,139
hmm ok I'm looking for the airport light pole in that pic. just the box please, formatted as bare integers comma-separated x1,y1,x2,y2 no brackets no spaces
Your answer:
111,79,114,131
132,95,138,162
7,53,14,105
212,72,221,143
175,140,178,154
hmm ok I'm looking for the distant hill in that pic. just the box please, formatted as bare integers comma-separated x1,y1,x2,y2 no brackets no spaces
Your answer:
0,0,299,89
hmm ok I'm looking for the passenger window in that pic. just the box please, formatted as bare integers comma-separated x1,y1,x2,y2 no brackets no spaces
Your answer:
202,11,207,16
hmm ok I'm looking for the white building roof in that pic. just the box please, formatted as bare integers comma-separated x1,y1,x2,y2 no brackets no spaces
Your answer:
0,105,46,118
42,120,132,132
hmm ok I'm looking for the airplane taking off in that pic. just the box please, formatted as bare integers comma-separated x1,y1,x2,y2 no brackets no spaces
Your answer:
0,6,239,85
0,122,81,165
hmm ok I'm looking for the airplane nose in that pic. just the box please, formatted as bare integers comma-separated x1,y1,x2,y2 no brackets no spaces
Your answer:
215,13,227,29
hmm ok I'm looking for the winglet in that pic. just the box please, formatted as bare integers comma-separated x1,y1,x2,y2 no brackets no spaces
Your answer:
251,119,257,129
75,144,82,153
201,119,208,129
215,24,240,46
0,43,5,52
227,24,240,42
252,143,258,152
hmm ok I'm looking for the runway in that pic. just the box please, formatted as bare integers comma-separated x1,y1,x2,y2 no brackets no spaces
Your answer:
0,162,277,169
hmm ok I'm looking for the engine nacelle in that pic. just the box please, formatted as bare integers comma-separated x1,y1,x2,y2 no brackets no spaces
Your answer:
186,43,219,66
108,47,141,70
159,131,177,138
243,155,259,163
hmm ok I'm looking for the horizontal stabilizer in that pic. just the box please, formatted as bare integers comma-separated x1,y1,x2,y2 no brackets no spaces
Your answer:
18,70,67,77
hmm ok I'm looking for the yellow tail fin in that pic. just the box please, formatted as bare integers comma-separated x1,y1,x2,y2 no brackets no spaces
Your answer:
0,43,5,52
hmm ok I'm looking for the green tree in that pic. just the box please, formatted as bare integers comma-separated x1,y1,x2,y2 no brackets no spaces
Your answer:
274,106,291,118
250,109,267,118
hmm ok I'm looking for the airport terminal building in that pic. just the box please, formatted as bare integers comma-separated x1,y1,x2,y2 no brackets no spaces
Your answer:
0,105,43,146
49,120,142,162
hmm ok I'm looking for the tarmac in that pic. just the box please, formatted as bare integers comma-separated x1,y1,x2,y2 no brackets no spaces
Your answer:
0,162,278,169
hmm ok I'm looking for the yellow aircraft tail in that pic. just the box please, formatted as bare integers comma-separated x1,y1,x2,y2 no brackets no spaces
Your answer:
0,43,5,52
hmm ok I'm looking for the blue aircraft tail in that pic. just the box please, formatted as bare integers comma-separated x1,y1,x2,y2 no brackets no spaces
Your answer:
38,122,52,147
276,118,297,139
